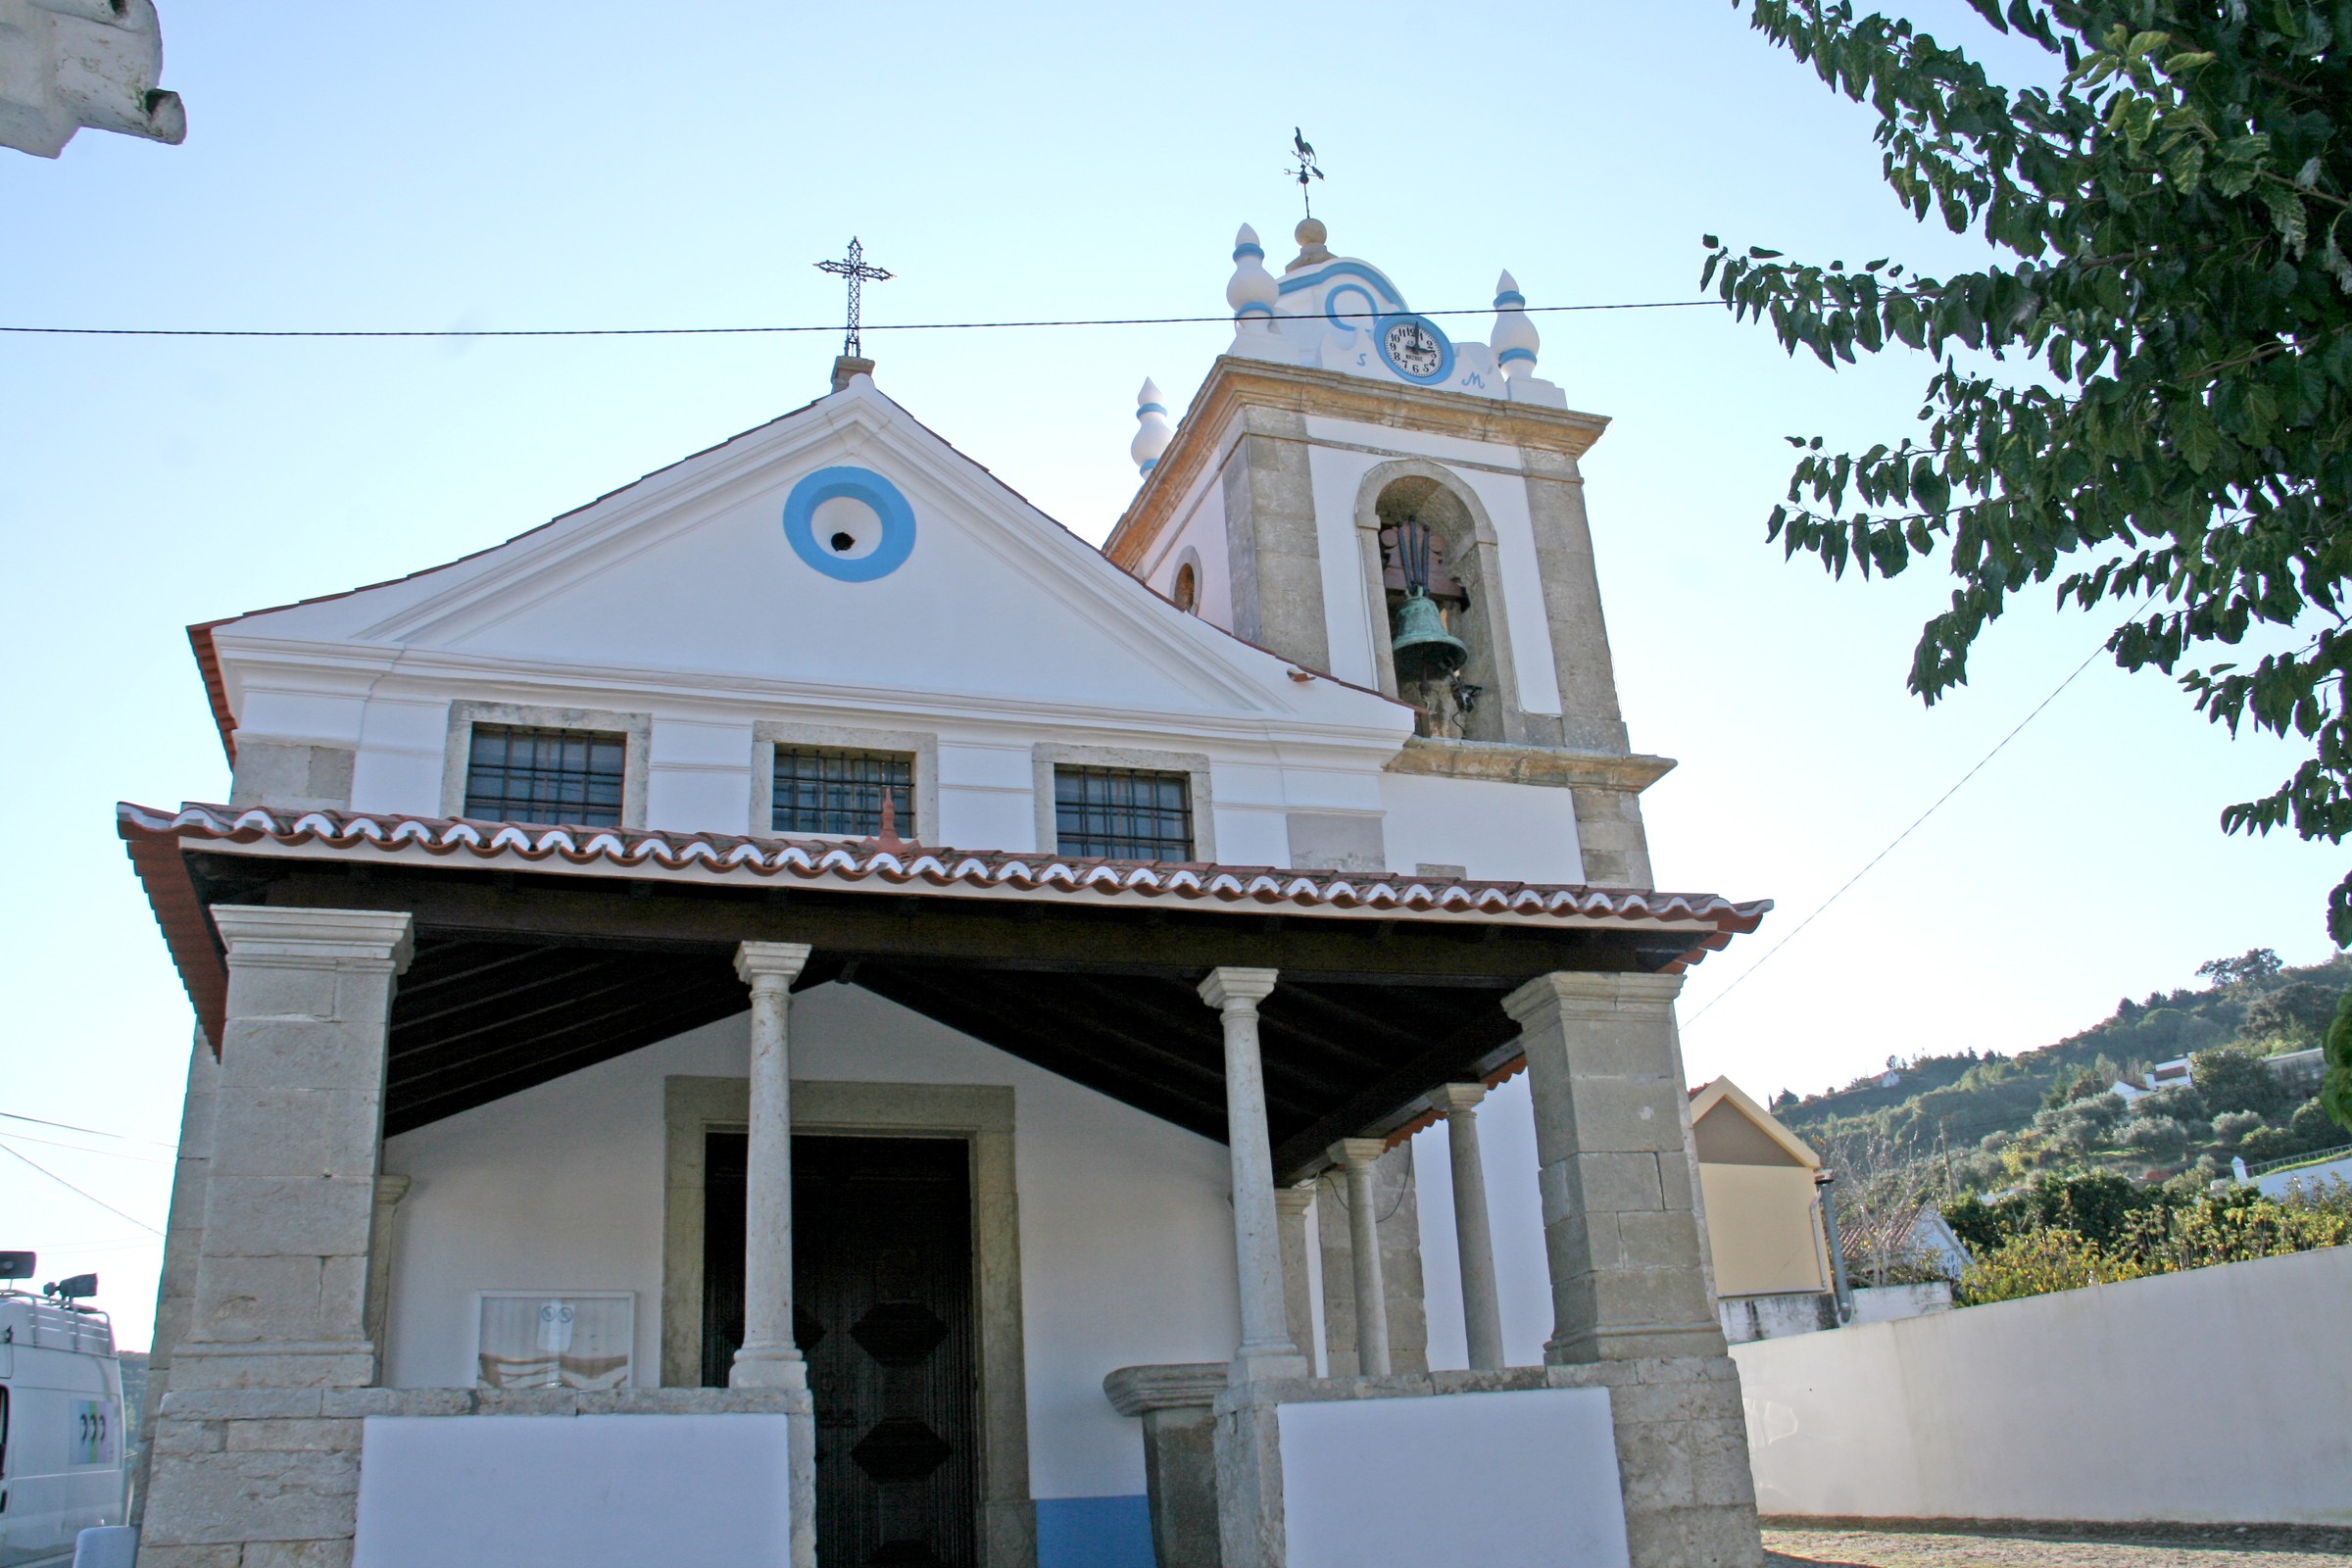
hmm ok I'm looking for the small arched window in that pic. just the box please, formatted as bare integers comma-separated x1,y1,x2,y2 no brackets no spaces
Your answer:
1171,561,1200,613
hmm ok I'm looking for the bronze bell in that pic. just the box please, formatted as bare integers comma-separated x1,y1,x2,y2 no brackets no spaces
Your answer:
1391,588,1469,682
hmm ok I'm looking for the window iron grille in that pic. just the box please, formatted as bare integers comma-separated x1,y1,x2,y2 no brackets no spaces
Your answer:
1053,765,1193,862
463,724,626,827
772,747,915,839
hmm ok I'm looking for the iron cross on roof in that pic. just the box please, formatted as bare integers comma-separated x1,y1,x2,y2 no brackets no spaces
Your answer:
814,237,893,360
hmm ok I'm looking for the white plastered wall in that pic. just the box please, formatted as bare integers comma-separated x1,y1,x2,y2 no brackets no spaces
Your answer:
378,983,1240,1502
1133,463,1231,634
1377,771,1584,884
1734,1244,2352,1524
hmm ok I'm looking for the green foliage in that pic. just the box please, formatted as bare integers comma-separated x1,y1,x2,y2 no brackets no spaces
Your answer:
2199,949,2286,988
1958,1183,2352,1304
2242,977,2339,1044
2326,988,2352,1130
1711,4,2352,943
1781,953,2352,1186
2192,1044,2296,1118
1960,1225,2154,1303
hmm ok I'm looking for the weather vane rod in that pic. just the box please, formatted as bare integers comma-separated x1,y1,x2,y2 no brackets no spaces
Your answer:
814,237,894,360
1287,128,1323,218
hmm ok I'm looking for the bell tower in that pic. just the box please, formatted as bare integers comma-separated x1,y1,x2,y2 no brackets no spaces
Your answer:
1103,220,1668,887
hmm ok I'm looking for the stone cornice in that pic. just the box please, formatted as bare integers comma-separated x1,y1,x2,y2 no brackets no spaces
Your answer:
1384,737,1676,794
1102,1362,1229,1415
1104,357,1613,570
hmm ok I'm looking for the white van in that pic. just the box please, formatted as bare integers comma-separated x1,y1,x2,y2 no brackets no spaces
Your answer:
0,1256,128,1568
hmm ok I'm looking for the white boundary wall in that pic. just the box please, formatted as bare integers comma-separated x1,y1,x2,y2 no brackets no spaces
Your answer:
1732,1245,2352,1525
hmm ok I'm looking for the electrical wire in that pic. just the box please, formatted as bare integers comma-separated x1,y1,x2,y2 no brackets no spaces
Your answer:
0,1109,174,1149
0,1142,164,1237
1683,612,2143,1029
0,300,1714,341
0,1129,173,1166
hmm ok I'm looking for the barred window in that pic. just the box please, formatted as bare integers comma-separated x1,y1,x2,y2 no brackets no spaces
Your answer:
1054,765,1193,861
772,747,915,838
464,724,626,826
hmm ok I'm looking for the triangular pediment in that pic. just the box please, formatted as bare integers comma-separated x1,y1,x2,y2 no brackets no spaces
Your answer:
215,380,1397,729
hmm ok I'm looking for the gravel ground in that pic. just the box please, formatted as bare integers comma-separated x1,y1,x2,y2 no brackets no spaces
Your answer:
1763,1520,2352,1568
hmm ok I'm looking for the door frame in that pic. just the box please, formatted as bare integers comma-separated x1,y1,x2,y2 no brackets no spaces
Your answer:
662,1075,1034,1568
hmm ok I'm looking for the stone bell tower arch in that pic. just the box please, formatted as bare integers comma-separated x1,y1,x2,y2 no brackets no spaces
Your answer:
1105,230,1668,886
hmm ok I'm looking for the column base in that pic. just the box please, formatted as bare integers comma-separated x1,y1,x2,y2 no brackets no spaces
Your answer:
1546,1318,1732,1364
1228,1349,1310,1387
729,1347,809,1391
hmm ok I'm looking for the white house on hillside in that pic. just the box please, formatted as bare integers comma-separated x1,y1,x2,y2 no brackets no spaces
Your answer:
122,218,1773,1568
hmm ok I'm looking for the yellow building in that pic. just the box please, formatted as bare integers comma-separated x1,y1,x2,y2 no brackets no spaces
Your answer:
1689,1079,1835,1326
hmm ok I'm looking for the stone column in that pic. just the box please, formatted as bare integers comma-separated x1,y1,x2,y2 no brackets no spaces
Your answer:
172,907,413,1390
1273,1185,1318,1374
731,942,812,1390
142,906,412,1567
1328,1139,1391,1377
1504,970,1763,1568
1198,967,1306,1383
1429,1084,1506,1371
1503,971,1722,1362
128,1025,219,1532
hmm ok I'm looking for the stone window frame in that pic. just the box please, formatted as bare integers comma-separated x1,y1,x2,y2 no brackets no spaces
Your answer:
662,1075,1034,1568
439,700,652,829
749,720,942,843
1350,458,1539,745
1167,544,1203,613
1030,741,1216,863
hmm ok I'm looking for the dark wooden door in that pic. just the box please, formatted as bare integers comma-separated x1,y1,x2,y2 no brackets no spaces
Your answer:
704,1132,979,1568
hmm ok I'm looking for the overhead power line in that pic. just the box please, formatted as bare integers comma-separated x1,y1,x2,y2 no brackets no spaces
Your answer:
0,299,1715,341
0,1109,175,1149
0,1129,172,1166
0,1141,164,1237
1684,616,2138,1029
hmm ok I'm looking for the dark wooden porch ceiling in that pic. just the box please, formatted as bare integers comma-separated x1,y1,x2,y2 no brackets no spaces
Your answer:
187,853,1708,1183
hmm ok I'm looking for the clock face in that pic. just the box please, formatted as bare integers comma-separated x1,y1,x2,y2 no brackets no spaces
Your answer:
1372,314,1454,383
1384,319,1445,377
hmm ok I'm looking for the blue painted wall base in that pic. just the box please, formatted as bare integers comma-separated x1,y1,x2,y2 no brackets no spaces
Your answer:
1034,1494,1154,1568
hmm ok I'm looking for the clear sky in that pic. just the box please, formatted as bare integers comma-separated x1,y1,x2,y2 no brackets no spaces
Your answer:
3,2,2338,1348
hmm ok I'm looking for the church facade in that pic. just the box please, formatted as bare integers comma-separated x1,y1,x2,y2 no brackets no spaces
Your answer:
122,219,1771,1568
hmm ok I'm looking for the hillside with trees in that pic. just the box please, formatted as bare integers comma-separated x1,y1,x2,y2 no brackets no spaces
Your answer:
1771,949,2352,1206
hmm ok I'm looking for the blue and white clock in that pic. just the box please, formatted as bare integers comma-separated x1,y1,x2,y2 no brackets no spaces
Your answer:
1373,313,1455,385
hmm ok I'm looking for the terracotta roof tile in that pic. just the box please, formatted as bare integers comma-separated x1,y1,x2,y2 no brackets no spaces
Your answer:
120,801,1771,932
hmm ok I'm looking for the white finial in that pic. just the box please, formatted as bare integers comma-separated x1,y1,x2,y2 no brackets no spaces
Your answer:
1491,270,1540,380
1131,377,1173,475
1227,224,1279,328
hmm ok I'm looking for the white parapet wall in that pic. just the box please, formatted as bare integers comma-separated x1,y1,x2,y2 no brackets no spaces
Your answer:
1733,1244,2352,1526
1276,1387,1631,1568
352,1414,793,1567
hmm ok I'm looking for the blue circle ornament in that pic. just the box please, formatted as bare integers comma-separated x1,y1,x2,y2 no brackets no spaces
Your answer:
781,466,916,582
1372,312,1456,385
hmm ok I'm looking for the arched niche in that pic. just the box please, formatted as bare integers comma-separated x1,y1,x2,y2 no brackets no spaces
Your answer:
1351,460,1529,744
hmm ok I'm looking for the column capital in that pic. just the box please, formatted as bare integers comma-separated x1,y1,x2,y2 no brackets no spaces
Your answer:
1198,965,1279,1011
1272,1184,1315,1219
209,906,414,974
1501,968,1683,1024
1328,1137,1388,1167
735,941,814,988
1426,1082,1487,1116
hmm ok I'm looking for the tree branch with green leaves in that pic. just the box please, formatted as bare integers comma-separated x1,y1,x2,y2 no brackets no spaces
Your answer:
1710,3,2352,1043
